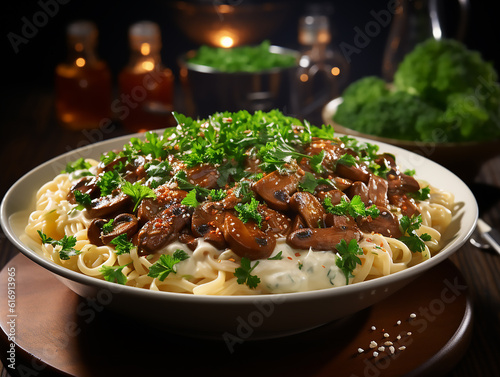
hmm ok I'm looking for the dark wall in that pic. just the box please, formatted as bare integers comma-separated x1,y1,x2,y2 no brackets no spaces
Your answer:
2,0,499,89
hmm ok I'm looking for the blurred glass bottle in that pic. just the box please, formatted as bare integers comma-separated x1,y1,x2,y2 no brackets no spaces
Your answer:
382,0,469,81
294,4,349,123
55,21,112,130
118,21,175,133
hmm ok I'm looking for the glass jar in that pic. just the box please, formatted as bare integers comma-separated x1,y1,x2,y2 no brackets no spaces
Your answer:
55,21,112,130
118,21,175,133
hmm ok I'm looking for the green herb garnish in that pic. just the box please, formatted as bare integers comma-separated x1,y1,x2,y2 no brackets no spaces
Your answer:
324,195,380,219
235,198,262,228
234,257,261,289
99,264,128,285
148,250,190,281
335,239,363,285
121,181,157,212
110,234,134,255
399,214,432,253
37,230,80,260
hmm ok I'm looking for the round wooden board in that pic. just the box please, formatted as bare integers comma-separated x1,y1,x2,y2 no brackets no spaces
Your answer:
0,253,472,377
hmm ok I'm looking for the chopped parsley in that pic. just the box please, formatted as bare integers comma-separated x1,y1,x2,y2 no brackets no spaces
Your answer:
324,195,380,219
235,198,262,227
209,189,227,201
101,219,114,234
97,170,122,196
399,214,432,253
267,251,283,260
147,250,190,281
99,264,128,285
62,158,92,174
37,230,80,260
73,190,92,211
121,181,157,212
408,186,431,201
335,239,363,285
234,257,261,289
181,189,200,208
110,234,134,255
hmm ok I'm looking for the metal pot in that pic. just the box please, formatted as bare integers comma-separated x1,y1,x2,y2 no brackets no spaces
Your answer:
178,46,299,118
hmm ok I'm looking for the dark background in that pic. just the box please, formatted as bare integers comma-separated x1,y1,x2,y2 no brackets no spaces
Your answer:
2,0,499,90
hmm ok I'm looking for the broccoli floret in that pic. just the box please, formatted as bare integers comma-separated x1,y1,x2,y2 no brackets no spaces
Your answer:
335,85,443,141
334,39,500,143
394,39,498,109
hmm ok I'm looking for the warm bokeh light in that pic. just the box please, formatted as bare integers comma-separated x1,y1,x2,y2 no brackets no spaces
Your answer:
220,36,234,48
141,43,151,56
300,73,309,82
76,58,86,67
75,42,83,52
331,67,340,76
141,61,155,71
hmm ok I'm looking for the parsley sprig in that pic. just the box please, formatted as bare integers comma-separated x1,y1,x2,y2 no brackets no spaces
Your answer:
234,257,261,289
235,198,262,228
38,230,80,260
398,214,432,253
324,195,380,219
110,234,135,255
147,250,190,281
335,239,363,285
99,264,129,285
121,181,157,212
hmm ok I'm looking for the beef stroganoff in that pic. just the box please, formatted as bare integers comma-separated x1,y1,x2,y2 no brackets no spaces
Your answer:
25,110,454,295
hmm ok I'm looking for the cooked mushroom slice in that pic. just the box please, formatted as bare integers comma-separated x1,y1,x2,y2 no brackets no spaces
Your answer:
287,225,361,251
347,181,369,204
185,164,220,189
253,169,304,211
259,205,291,237
137,186,187,224
137,204,191,254
357,206,402,238
290,215,307,232
367,175,389,207
289,191,325,228
87,219,108,246
316,189,346,207
191,201,227,249
335,162,370,183
387,169,420,195
67,177,99,204
223,212,276,260
100,214,139,244
389,194,420,218
87,193,132,219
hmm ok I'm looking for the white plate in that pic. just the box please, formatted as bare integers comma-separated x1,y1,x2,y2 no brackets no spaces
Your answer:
0,132,478,340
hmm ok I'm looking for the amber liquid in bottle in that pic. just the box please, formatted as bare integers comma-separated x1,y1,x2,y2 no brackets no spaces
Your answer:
55,21,112,130
118,21,175,133
118,65,175,132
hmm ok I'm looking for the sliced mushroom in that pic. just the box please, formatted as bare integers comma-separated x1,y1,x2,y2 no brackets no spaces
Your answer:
287,225,361,251
191,202,227,249
100,214,139,244
335,162,370,183
185,164,220,189
367,175,389,207
259,205,291,237
289,191,325,228
87,193,132,219
357,206,402,238
253,169,304,211
67,177,99,204
87,219,108,246
223,212,276,260
136,204,191,254
137,186,188,224
387,169,420,195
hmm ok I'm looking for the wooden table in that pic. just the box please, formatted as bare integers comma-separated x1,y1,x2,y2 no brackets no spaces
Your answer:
0,86,499,376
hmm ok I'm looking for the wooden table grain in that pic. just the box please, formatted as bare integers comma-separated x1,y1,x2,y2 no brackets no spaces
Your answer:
0,87,499,376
